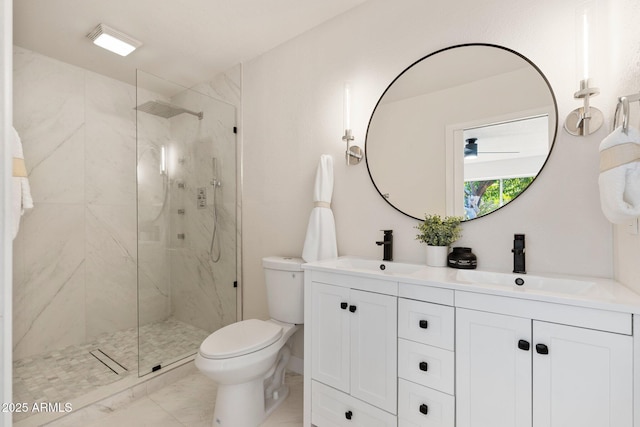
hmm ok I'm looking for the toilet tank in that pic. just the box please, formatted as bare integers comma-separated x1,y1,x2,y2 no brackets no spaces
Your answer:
262,256,305,324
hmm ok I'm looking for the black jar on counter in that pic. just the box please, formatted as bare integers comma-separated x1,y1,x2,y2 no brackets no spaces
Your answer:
447,247,477,269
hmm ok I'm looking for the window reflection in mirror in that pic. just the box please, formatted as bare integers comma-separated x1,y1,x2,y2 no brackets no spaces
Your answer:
461,115,549,219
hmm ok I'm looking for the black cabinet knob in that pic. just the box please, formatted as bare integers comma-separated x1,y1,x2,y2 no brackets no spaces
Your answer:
536,344,549,355
419,361,429,371
345,410,353,420
340,302,348,310
349,305,357,313
419,319,429,329
419,404,429,415
518,340,530,351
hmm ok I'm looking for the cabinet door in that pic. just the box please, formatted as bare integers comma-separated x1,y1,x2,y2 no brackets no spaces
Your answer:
533,321,633,427
456,308,532,427
311,282,351,393
350,289,398,414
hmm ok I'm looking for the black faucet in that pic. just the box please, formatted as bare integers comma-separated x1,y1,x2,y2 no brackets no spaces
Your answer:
512,234,526,274
376,230,393,261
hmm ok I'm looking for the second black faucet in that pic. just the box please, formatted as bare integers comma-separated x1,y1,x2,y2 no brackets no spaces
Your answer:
376,230,393,261
512,234,526,274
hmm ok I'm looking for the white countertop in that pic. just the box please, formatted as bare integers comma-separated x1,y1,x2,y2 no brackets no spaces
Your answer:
302,256,640,314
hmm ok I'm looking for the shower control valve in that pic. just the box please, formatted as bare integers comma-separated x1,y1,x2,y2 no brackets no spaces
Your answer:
197,187,207,209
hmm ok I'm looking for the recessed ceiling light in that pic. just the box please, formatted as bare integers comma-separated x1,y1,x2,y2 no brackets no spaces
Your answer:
87,23,142,57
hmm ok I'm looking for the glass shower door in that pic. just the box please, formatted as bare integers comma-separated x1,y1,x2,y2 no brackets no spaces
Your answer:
136,70,237,375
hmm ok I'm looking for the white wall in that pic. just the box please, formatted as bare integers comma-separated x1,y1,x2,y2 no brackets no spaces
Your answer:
0,0,12,424
610,0,640,294
242,0,624,330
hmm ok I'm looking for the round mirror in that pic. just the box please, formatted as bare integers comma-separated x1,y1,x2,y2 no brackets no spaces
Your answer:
365,44,557,221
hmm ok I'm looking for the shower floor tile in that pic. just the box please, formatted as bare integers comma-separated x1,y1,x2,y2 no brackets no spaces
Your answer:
13,318,210,423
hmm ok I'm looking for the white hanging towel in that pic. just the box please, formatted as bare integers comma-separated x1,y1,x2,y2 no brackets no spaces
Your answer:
302,155,338,262
598,125,640,224
11,127,34,239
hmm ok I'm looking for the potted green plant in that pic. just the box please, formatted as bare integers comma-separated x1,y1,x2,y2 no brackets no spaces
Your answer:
415,214,463,267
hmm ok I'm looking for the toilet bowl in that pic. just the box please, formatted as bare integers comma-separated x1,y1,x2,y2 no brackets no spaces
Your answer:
195,256,304,427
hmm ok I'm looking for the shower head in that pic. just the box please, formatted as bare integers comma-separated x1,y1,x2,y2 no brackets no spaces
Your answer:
135,100,203,120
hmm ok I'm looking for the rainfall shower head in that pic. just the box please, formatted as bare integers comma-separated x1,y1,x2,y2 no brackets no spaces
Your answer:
135,100,203,120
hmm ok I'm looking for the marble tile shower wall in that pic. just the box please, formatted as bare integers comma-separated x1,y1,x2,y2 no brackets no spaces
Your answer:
167,87,237,333
11,47,168,359
136,94,172,328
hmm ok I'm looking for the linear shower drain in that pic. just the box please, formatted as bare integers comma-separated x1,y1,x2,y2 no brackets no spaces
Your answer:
90,349,128,375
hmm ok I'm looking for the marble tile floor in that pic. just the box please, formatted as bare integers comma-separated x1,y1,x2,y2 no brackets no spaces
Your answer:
45,371,303,427
13,318,210,423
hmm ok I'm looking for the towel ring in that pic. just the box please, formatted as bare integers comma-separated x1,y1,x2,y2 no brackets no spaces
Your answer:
613,96,630,134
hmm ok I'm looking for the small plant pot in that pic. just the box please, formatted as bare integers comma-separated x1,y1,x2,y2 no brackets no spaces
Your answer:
426,245,449,267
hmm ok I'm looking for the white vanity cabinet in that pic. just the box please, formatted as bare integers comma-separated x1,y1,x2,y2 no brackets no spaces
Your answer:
456,294,634,427
309,278,398,426
303,258,640,427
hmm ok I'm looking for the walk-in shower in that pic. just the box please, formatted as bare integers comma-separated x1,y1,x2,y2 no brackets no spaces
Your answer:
136,70,237,376
11,65,237,425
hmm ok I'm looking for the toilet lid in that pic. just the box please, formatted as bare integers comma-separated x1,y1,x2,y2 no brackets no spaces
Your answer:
199,319,283,359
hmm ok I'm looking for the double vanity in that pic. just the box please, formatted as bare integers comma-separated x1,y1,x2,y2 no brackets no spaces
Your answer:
302,257,640,427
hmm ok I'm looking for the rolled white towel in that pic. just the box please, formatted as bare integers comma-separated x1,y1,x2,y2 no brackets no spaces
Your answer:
598,125,640,224
302,155,338,262
12,127,33,239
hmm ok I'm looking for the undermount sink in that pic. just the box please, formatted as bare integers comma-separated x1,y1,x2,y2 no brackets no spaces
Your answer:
455,269,596,295
330,257,425,275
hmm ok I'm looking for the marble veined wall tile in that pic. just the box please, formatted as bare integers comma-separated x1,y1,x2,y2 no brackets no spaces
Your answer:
12,203,86,360
13,46,85,204
169,111,216,332
191,64,241,108
138,242,171,326
12,220,26,295
136,86,173,328
170,250,223,332
85,204,137,339
169,86,237,332
85,72,136,206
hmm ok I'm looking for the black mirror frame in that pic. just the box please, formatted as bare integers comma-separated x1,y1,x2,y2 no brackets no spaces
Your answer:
364,43,559,222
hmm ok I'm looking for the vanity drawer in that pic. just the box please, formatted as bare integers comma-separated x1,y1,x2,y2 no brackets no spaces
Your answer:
398,299,454,350
398,339,454,395
398,379,455,427
399,282,454,306
312,380,397,427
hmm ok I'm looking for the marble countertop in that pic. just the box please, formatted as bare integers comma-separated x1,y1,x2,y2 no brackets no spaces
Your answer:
302,256,640,314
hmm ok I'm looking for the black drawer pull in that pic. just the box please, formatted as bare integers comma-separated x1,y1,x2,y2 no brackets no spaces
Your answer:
419,319,429,329
419,404,429,415
419,361,429,371
340,302,348,310
518,340,530,351
536,343,549,355
349,305,357,313
345,410,353,420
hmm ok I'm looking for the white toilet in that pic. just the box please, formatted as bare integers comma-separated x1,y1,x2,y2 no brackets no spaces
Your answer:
195,256,304,427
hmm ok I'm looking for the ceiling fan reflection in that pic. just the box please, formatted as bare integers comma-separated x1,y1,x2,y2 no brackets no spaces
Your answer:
464,138,519,158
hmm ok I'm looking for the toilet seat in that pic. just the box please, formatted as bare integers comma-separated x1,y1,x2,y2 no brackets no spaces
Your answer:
199,319,283,359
